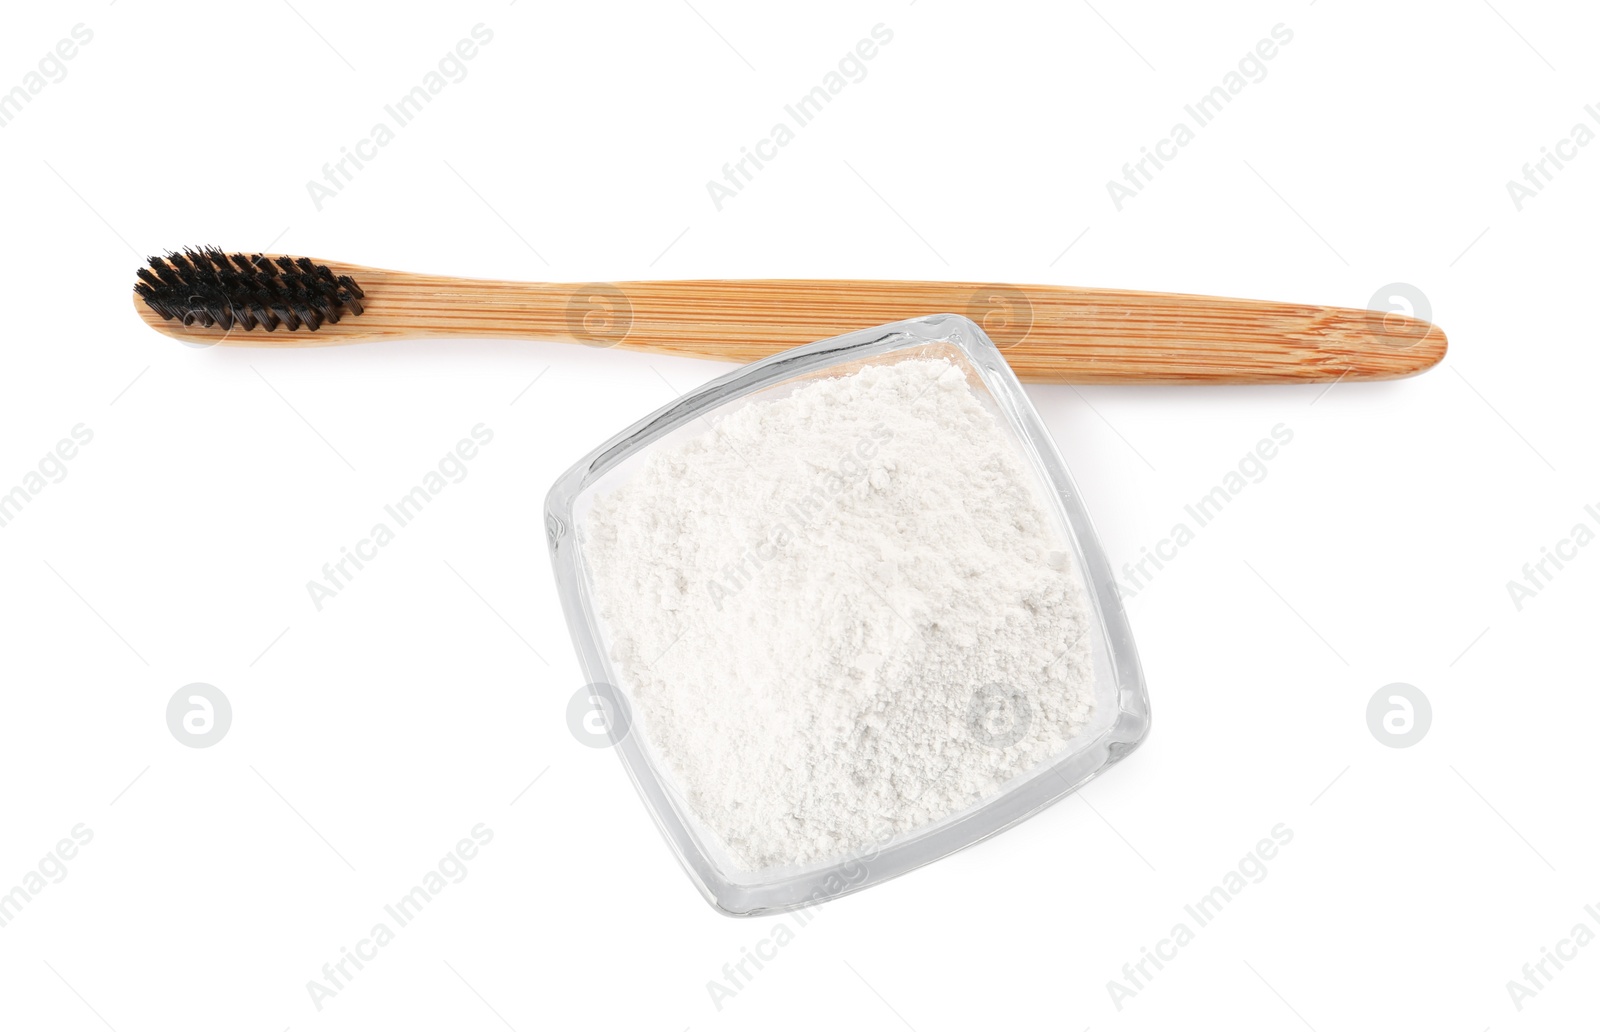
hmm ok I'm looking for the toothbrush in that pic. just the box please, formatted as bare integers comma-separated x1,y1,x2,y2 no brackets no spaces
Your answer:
133,248,1446,384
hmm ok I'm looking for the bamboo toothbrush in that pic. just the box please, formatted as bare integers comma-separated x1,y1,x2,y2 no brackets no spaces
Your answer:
132,248,1445,384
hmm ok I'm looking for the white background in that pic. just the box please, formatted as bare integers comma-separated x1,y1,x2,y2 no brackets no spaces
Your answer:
1,0,1595,1028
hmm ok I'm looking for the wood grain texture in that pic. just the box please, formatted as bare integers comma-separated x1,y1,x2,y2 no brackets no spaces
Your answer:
132,258,1447,384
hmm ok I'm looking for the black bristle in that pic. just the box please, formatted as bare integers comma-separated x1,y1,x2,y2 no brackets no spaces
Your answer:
133,249,366,333
146,256,178,286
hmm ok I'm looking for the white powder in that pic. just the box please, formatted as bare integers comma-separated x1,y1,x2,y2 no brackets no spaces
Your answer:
582,357,1095,871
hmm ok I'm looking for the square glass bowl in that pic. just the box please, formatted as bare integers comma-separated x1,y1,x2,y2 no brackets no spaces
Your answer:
545,314,1150,915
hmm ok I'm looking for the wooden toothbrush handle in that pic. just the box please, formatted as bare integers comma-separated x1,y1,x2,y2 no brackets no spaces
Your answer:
600,279,1445,383
134,262,1446,384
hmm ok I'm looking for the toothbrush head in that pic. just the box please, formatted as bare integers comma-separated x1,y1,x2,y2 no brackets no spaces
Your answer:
134,247,364,332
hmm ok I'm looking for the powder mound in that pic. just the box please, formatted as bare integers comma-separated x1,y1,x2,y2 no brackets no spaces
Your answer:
582,357,1095,871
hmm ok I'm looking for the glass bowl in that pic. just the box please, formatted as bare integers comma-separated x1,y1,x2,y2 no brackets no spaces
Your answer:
545,314,1150,915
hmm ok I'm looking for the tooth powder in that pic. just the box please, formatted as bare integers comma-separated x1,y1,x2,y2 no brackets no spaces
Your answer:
582,358,1096,870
